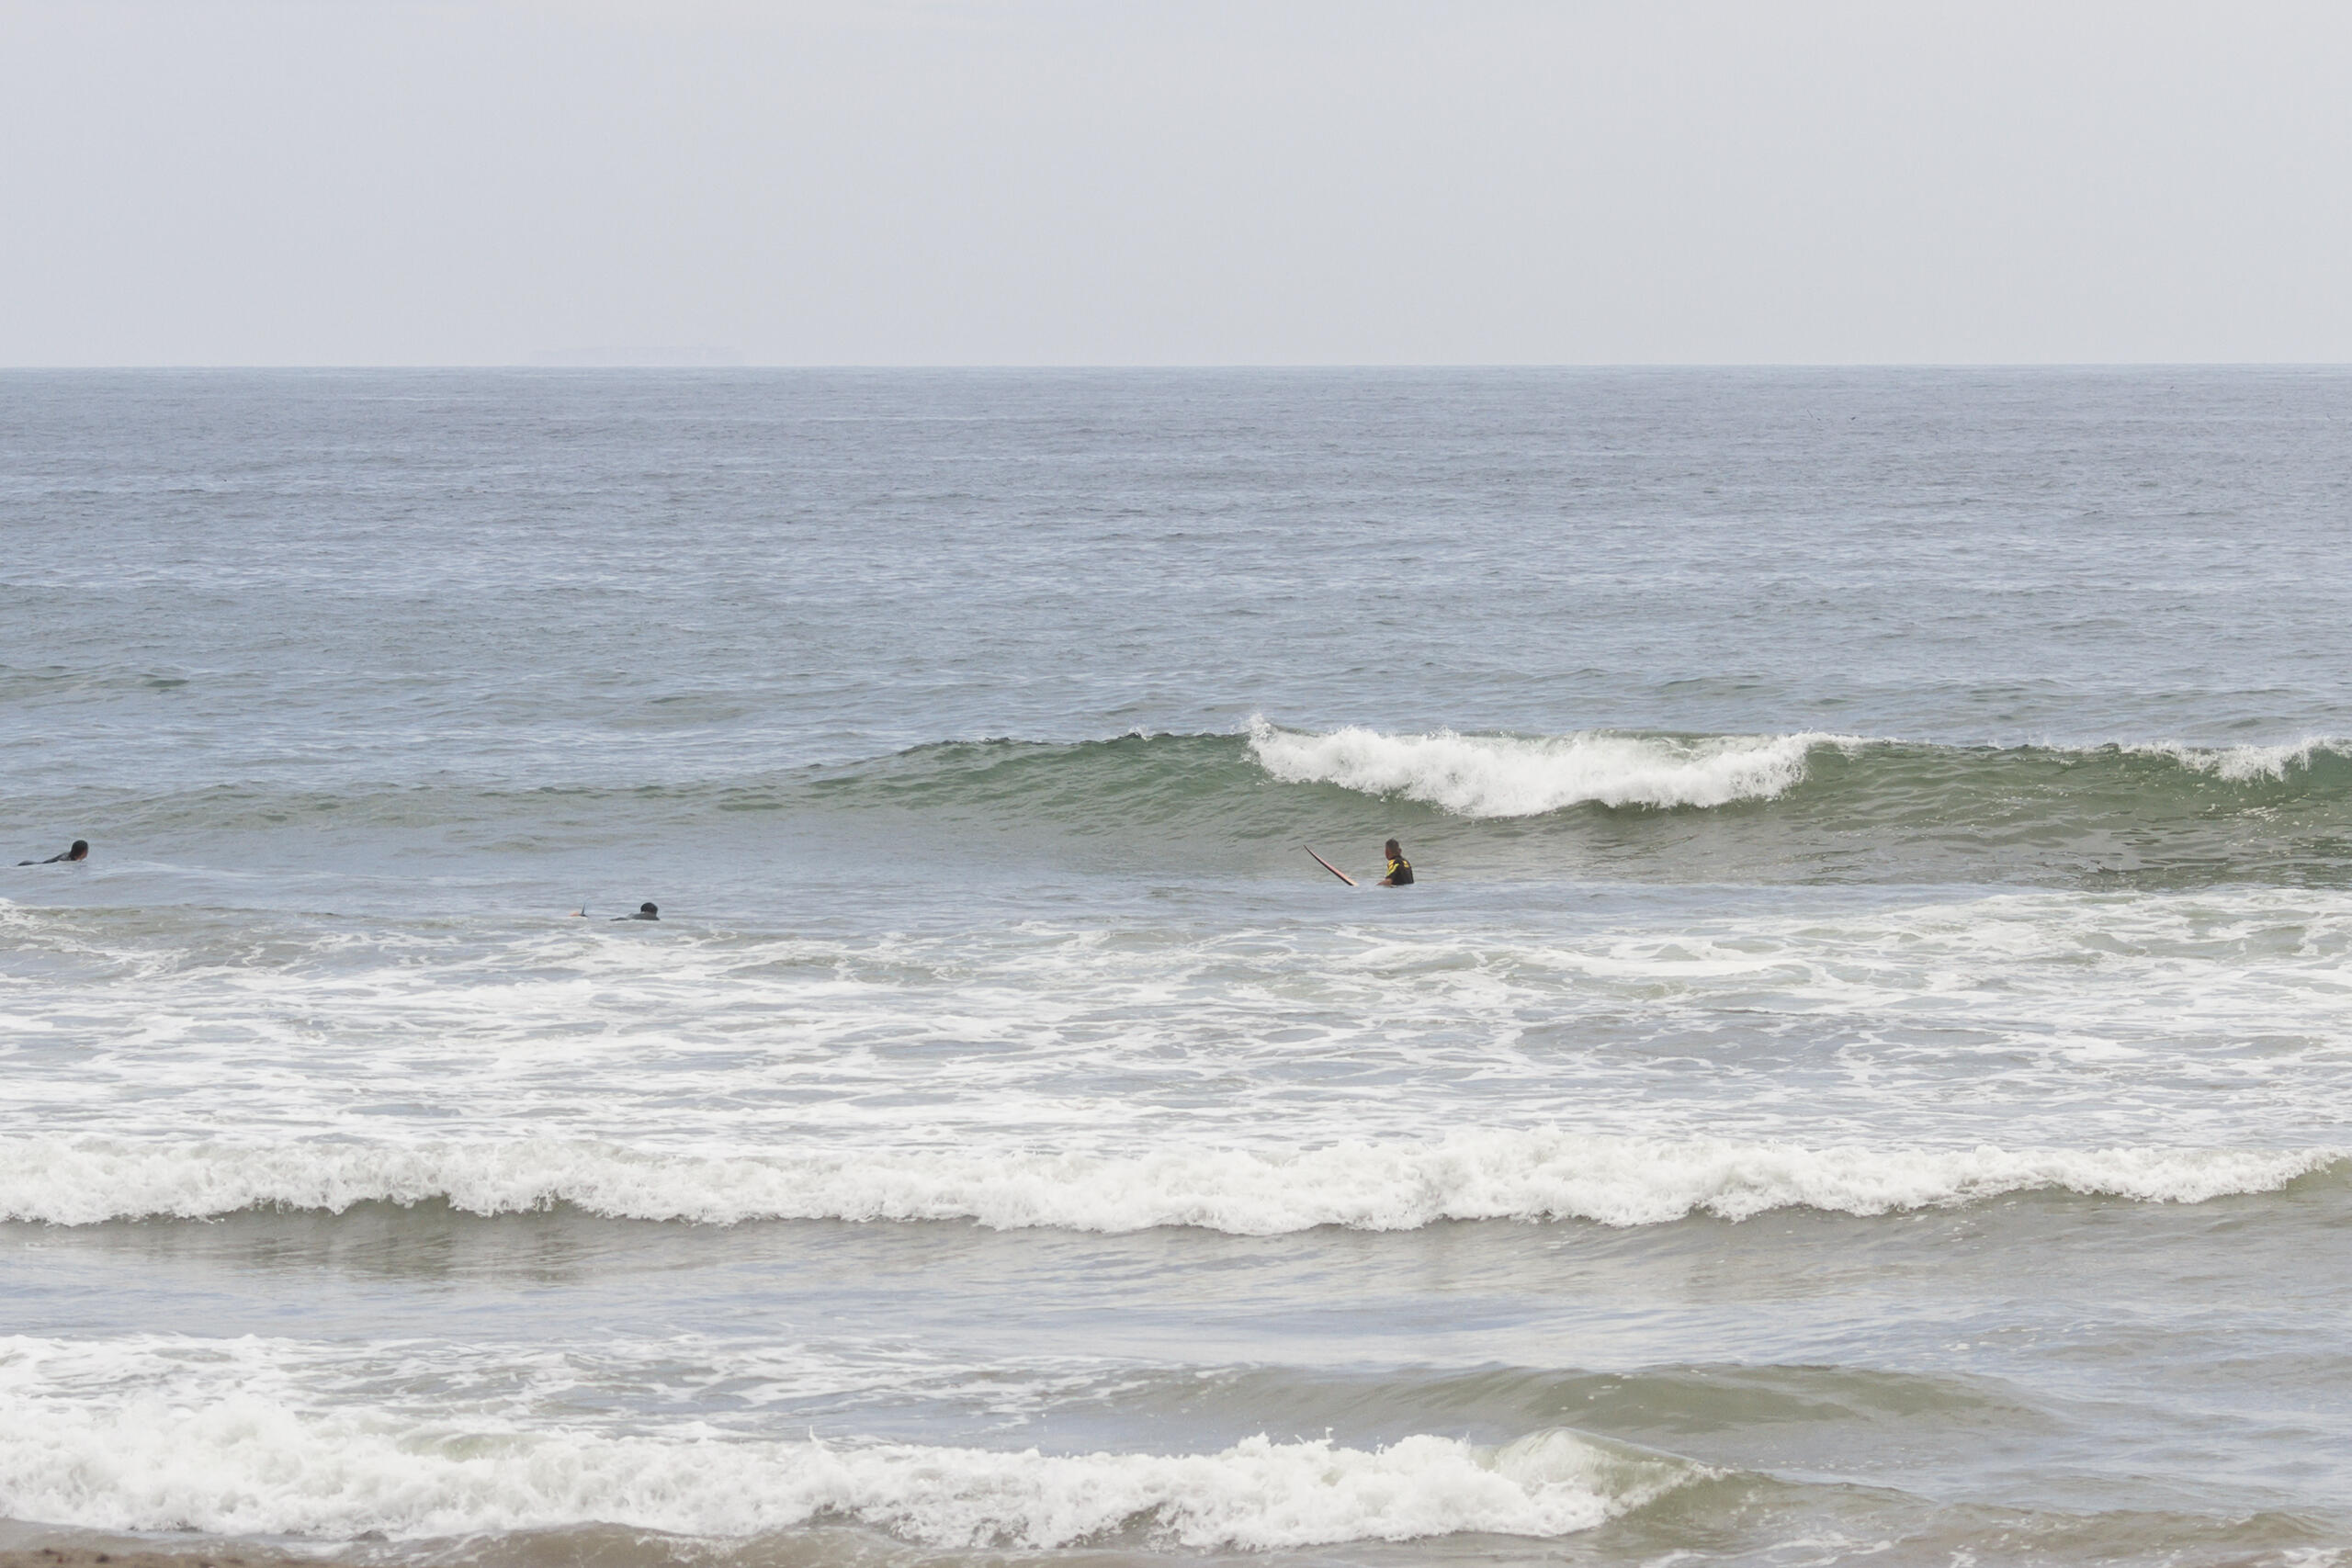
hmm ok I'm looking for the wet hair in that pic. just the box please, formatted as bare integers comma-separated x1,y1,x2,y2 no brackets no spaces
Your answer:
68,840,88,859
1385,840,1401,858
639,902,659,916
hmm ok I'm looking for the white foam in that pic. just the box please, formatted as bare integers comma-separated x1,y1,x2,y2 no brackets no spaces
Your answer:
13,886,2352,1156
1245,717,1835,815
2124,738,2346,783
0,1133,2328,1233
0,1339,1690,1547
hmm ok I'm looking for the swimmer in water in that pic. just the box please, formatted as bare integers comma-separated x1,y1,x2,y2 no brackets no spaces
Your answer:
1378,840,1413,886
17,840,88,866
611,901,660,921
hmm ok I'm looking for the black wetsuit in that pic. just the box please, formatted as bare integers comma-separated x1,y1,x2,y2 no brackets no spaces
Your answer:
1385,857,1413,886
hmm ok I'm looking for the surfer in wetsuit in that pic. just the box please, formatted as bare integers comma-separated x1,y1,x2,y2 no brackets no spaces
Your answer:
17,840,87,866
1378,840,1413,886
612,901,660,921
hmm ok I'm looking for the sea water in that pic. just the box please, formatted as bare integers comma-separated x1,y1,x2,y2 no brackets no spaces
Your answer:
3,367,2350,1565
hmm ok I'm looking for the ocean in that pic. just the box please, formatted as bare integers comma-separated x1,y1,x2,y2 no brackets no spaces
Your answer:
4,367,2350,1566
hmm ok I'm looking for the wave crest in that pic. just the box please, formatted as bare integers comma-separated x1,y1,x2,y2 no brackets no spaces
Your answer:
1246,718,1831,816
3,1134,2331,1233
2125,738,2346,783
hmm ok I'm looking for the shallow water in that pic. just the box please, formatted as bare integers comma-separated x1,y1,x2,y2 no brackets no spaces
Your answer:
4,368,2352,1565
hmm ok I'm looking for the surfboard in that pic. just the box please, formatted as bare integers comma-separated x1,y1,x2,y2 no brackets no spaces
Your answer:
1305,847,1357,886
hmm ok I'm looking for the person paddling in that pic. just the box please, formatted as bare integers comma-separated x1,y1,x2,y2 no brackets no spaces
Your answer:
17,840,87,866
1378,840,1413,886
612,901,660,921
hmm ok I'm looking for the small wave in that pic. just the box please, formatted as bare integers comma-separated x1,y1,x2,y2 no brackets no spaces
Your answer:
1246,717,1837,816
0,1374,1692,1547
1,1134,2331,1233
2124,738,2348,783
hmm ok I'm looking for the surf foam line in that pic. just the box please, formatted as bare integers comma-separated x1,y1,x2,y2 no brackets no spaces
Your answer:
0,1380,1692,1549
2,1134,2333,1233
1247,717,1845,816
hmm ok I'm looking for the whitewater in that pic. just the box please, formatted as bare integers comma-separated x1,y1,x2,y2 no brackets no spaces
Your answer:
1244,717,1838,814
7,367,2352,1568
4,1134,2332,1231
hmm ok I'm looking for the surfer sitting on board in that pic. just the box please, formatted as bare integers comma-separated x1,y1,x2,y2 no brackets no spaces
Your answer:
17,840,87,866
1378,840,1413,886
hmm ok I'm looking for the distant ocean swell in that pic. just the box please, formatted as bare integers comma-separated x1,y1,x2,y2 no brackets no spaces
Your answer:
4,1134,2332,1232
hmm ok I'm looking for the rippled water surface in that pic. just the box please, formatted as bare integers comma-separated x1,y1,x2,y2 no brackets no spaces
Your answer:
5,368,2352,1566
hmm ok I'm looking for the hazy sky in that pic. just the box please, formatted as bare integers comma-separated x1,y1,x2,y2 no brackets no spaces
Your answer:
6,1,2350,365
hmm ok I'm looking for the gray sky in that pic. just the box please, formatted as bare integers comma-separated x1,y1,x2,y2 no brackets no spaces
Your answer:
6,0,2349,366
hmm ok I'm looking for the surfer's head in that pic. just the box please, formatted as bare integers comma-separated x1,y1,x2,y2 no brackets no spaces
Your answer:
1384,840,1401,860
639,902,659,919
67,840,88,862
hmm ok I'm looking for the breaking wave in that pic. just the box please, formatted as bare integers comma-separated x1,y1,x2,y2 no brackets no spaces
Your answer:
2,1134,2332,1233
38,724,2352,837
0,1370,1697,1547
1245,717,1831,814
1240,719,2352,821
